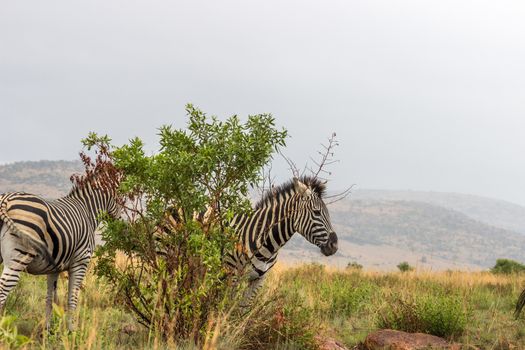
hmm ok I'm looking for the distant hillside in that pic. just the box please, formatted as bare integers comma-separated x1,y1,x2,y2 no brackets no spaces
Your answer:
0,160,81,197
2,160,524,270
351,189,525,235
339,199,525,267
282,198,525,270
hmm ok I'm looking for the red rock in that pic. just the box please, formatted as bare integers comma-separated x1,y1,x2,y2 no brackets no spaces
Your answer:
315,335,350,350
364,329,462,350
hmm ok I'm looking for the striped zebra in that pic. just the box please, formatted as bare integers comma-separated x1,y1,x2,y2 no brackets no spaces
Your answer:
515,288,525,318
221,176,337,302
159,177,337,303
0,180,120,330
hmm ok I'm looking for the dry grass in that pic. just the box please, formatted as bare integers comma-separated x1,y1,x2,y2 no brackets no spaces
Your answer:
2,263,525,349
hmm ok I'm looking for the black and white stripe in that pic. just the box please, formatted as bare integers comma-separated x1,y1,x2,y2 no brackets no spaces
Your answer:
224,176,338,302
156,177,337,303
0,181,120,330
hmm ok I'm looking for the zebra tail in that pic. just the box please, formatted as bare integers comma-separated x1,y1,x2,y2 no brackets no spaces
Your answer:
515,287,525,318
0,202,56,268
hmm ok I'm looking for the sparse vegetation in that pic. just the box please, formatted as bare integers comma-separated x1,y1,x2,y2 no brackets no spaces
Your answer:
491,258,525,275
3,264,525,349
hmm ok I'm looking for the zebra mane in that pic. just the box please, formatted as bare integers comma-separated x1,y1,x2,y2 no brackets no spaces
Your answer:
254,176,327,210
66,176,114,197
66,180,94,197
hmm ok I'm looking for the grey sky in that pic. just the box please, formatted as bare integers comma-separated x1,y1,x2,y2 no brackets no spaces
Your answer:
1,1,525,205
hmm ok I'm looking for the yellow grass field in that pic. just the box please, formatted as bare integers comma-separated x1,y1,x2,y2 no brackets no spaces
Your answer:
2,263,525,349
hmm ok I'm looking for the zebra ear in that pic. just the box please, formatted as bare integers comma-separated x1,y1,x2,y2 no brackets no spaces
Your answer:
293,177,312,197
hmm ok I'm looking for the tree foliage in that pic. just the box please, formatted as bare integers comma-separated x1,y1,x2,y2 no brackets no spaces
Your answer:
94,104,287,343
491,258,525,275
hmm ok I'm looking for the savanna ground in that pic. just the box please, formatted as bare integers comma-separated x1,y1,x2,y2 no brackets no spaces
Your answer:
2,262,525,350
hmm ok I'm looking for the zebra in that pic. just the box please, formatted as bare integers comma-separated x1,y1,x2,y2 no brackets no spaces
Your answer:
157,176,337,303
0,180,121,330
223,176,338,303
515,289,525,318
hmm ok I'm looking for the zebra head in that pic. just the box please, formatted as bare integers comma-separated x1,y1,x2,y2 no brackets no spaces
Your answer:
292,177,338,256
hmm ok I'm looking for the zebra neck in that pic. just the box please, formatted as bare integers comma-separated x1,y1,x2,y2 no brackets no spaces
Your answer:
235,194,298,259
257,215,294,259
64,185,112,225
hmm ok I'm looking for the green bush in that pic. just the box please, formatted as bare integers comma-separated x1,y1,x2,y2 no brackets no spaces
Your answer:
397,261,414,272
346,261,363,270
0,316,31,349
491,259,525,275
93,105,287,343
378,292,468,338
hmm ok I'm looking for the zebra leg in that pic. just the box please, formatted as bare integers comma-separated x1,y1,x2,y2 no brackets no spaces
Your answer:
241,275,266,308
45,272,59,331
0,253,34,311
240,255,277,308
66,262,88,331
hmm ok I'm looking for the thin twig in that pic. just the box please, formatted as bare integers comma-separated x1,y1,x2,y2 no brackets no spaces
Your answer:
325,184,356,205
279,150,300,178
311,132,338,180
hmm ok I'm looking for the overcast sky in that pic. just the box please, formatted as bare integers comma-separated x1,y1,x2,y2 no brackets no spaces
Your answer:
1,1,524,205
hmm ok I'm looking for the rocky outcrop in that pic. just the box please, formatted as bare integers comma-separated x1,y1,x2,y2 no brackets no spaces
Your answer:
363,329,462,350
315,336,350,350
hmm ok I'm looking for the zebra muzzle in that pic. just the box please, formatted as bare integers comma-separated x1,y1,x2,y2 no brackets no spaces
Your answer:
320,231,338,256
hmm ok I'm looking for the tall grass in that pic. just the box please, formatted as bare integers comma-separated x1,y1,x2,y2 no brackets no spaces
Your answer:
2,264,525,349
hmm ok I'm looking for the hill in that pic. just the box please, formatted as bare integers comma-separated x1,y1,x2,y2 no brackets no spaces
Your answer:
282,198,525,270
351,189,525,234
0,160,81,198
2,160,524,270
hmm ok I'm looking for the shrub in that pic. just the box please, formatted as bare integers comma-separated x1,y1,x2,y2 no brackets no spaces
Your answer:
378,292,468,338
397,261,414,272
0,316,31,349
221,285,319,350
491,259,525,275
346,261,363,270
93,105,287,344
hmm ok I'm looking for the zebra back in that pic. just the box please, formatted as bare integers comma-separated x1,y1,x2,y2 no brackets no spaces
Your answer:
0,183,120,272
